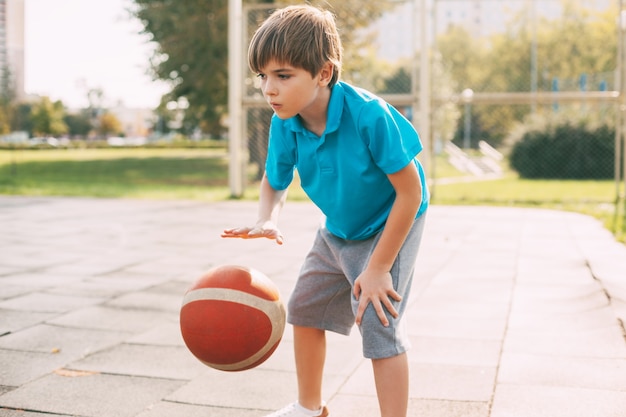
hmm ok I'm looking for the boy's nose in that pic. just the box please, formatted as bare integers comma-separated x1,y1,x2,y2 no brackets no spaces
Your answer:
263,81,277,96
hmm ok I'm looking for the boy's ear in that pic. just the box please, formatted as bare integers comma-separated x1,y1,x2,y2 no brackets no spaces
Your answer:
318,62,334,87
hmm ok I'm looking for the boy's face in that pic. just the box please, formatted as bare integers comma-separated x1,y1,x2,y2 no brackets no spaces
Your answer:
257,59,331,120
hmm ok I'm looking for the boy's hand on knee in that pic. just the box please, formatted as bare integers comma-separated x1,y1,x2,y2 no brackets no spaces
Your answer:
353,270,402,327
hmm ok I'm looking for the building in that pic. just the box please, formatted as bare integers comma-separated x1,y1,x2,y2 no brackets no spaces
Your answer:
109,104,155,139
0,0,25,101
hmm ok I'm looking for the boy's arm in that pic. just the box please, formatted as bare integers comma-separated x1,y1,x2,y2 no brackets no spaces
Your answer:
221,173,288,245
353,162,422,326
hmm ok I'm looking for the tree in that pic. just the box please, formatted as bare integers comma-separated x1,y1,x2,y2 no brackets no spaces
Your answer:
64,111,93,138
0,65,15,135
98,112,123,137
30,97,68,137
0,106,10,135
131,0,228,137
436,25,489,93
11,103,34,135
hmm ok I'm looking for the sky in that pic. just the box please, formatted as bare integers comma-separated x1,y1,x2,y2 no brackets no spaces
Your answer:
24,0,169,109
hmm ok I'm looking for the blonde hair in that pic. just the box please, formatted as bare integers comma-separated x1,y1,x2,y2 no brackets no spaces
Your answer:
248,4,342,86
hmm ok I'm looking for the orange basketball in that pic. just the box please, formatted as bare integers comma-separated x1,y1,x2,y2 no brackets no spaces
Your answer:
180,265,286,371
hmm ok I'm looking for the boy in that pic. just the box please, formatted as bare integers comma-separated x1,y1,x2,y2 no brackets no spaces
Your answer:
222,5,429,417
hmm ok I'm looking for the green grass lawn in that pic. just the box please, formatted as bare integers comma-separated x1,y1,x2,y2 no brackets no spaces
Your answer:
1,148,624,242
432,175,616,205
0,148,235,200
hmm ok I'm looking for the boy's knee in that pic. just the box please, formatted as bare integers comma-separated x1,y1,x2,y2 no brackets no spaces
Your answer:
359,308,410,359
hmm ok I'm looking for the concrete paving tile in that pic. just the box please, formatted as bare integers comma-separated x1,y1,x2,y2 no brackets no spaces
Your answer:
105,292,182,314
0,372,185,417
341,359,496,402
167,368,346,412
49,305,172,333
513,281,605,299
0,266,24,277
507,306,619,332
612,300,626,324
410,362,496,402
0,284,32,300
134,401,265,417
94,270,176,288
0,324,130,357
497,353,626,390
0,252,83,270
434,258,512,278
515,263,593,285
166,369,298,410
510,285,609,315
503,325,626,358
408,299,510,320
0,273,84,289
409,336,502,367
491,384,626,417
327,394,383,417
45,278,149,299
0,349,73,386
127,321,185,346
146,279,192,295
591,260,626,286
405,314,508,340
419,281,513,304
604,279,626,304
407,398,490,417
122,258,211,277
0,309,55,336
69,343,205,380
0,292,106,313
41,260,138,277
323,331,365,376
252,339,295,372
0,410,65,417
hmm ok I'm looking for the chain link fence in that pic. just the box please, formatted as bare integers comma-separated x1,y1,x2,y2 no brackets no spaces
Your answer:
238,0,624,221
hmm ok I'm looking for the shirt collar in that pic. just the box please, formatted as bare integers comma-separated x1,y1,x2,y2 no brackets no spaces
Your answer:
285,82,344,135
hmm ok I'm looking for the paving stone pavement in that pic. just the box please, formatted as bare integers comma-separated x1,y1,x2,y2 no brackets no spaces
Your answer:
1,196,626,417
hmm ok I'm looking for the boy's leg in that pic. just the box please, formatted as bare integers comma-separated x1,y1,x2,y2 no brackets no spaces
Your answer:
372,353,409,417
294,325,326,411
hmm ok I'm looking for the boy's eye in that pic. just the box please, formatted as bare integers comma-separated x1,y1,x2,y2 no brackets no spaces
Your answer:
256,73,266,80
278,74,290,80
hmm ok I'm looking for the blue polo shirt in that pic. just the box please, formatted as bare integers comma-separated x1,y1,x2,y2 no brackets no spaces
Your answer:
265,81,429,240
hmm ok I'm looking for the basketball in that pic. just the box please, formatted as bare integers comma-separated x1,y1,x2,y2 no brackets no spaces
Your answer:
179,264,286,371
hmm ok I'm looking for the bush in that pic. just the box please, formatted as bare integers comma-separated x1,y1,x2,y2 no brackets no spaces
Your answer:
509,122,615,179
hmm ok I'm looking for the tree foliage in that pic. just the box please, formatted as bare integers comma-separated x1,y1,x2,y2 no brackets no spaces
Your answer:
64,111,93,137
510,120,614,179
30,97,68,137
10,103,34,135
436,0,617,147
131,0,229,137
98,112,123,137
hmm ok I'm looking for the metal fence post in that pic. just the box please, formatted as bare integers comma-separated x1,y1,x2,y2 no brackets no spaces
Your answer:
228,0,244,198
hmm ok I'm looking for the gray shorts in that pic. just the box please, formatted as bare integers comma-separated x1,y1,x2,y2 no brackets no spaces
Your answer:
287,212,427,359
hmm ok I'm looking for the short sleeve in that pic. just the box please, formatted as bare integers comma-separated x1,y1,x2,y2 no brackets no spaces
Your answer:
361,101,422,174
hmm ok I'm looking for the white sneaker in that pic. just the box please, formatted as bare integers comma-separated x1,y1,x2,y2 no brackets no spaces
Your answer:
265,401,329,417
